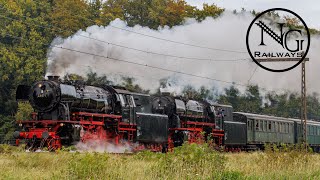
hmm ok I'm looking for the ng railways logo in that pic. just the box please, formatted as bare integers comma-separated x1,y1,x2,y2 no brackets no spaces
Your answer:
246,8,310,72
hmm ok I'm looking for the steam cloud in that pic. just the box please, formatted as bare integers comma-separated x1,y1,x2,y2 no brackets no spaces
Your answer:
46,11,320,95
76,140,132,153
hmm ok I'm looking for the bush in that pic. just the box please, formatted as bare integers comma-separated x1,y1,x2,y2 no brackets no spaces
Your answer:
149,143,227,179
0,144,23,154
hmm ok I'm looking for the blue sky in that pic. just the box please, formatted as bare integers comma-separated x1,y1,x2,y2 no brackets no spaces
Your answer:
185,0,320,29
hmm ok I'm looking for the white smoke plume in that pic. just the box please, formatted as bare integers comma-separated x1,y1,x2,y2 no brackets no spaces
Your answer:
46,11,320,95
75,140,132,153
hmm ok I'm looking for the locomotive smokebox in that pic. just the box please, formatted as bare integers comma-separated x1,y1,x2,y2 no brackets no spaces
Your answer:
47,75,60,82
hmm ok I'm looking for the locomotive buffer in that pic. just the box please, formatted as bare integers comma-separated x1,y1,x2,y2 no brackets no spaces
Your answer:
256,57,309,151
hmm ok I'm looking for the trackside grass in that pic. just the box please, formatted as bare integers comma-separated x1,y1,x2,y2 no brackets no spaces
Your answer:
0,144,320,179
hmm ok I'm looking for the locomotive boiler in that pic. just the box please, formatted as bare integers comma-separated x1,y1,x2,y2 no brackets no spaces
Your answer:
16,76,117,120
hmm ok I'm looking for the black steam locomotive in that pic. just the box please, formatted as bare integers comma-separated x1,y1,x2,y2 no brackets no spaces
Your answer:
14,76,225,151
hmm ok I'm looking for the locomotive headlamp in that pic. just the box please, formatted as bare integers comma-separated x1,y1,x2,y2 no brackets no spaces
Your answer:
60,123,64,127
19,123,22,127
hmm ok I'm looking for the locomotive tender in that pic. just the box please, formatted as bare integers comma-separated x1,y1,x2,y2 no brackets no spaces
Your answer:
14,76,224,151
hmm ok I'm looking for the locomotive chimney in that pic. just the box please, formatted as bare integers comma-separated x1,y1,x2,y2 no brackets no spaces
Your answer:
47,75,60,82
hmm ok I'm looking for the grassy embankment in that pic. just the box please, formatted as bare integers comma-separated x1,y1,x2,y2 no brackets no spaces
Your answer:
0,144,320,179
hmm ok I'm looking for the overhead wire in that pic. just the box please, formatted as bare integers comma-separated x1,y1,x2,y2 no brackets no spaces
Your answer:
247,66,258,84
2,33,295,93
2,33,248,87
0,8,293,93
4,47,162,83
107,24,248,54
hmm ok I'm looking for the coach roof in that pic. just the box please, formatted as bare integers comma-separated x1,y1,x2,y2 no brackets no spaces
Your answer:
234,112,320,126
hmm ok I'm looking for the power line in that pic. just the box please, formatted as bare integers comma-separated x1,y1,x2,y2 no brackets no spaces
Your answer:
54,45,248,86
2,33,296,93
0,10,249,62
108,24,248,54
247,66,258,84
2,33,247,87
4,48,162,83
77,13,248,54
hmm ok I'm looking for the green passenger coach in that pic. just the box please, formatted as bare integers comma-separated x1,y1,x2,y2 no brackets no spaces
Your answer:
230,112,320,151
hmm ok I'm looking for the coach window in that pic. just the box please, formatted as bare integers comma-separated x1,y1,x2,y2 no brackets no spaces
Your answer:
268,121,272,132
284,123,287,133
278,123,281,133
248,120,252,131
264,121,267,132
312,126,315,135
251,120,254,131
280,122,282,132
288,124,290,133
247,120,251,131
284,123,286,133
255,120,259,131
284,123,288,133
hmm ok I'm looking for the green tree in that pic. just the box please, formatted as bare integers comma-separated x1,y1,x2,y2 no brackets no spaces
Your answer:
121,77,149,93
51,0,92,37
181,85,213,100
242,85,263,113
88,0,103,23
86,71,112,86
194,3,224,21
99,0,127,26
218,85,242,111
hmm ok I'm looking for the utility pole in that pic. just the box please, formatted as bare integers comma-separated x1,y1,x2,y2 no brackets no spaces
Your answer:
256,57,309,151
